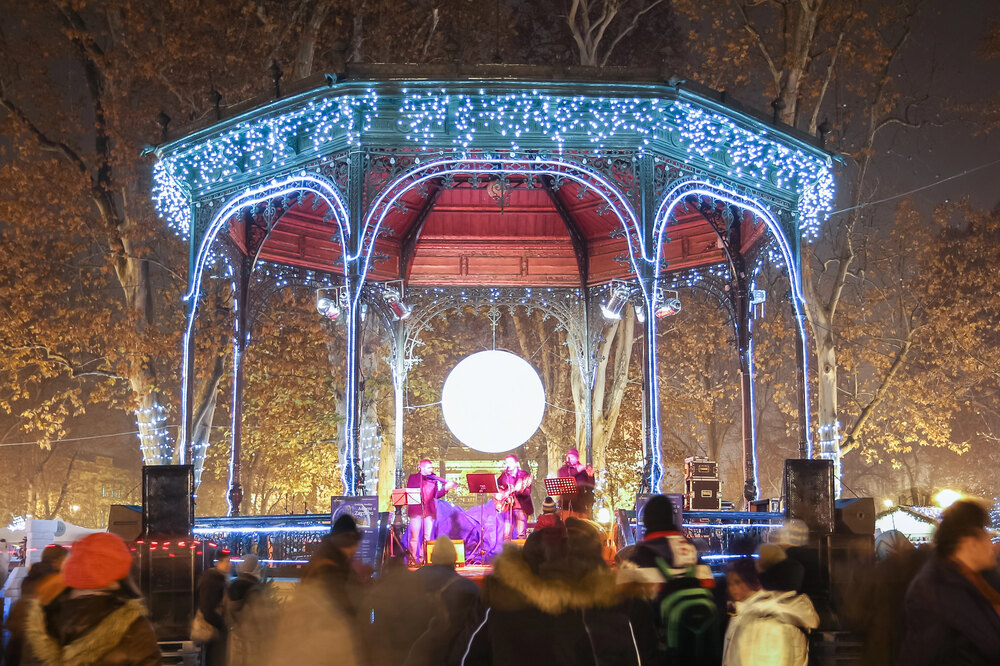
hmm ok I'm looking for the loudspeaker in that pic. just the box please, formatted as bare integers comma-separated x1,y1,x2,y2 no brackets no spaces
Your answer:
783,459,834,534
142,465,193,537
835,497,876,536
825,533,875,616
137,542,199,640
108,504,142,541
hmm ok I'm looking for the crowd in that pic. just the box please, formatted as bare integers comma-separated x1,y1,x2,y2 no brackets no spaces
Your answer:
1,495,999,666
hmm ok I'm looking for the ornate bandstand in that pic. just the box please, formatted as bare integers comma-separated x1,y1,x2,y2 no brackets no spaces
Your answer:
151,65,835,515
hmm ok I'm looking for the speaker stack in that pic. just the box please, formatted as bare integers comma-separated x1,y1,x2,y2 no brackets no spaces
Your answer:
684,456,721,511
138,465,201,641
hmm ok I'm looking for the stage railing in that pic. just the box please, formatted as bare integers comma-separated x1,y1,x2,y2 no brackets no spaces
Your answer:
615,510,785,567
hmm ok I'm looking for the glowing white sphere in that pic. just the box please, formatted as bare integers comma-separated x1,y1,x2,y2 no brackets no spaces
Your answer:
441,350,545,453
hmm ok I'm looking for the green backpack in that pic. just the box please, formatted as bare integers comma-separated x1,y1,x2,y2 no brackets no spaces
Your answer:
654,556,721,665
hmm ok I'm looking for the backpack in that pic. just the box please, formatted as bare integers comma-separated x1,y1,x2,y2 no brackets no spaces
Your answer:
654,553,721,665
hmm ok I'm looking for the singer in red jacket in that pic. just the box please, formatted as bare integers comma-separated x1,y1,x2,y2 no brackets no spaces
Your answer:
406,459,457,564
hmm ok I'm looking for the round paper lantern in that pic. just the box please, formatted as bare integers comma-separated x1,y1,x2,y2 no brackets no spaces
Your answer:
441,350,545,453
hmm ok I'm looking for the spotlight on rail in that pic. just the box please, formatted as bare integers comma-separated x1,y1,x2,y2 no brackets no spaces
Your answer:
634,302,647,323
653,288,682,318
601,281,633,320
382,281,411,320
316,287,346,321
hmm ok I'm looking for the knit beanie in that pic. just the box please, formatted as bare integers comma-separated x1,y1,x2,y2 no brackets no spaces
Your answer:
330,513,361,547
430,536,457,567
774,519,809,547
237,554,262,579
542,497,558,514
63,533,133,590
756,543,787,572
642,495,677,533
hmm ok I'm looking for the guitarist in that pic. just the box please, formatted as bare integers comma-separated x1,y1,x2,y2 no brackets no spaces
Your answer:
407,459,458,564
496,455,533,541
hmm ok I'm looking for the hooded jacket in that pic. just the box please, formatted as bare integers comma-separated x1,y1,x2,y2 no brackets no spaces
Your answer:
721,590,819,666
452,545,653,666
22,592,160,666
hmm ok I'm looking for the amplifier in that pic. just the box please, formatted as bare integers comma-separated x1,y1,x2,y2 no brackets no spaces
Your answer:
685,478,721,510
684,457,718,479
425,538,466,566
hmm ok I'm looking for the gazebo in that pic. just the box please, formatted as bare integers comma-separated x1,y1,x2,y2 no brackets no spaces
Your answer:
151,65,835,515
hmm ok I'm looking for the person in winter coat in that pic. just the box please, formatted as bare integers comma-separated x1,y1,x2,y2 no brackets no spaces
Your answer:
628,494,719,664
405,536,481,666
196,551,231,666
721,544,819,666
226,555,274,666
453,518,655,666
267,514,366,666
4,545,69,666
21,533,160,666
897,499,1000,666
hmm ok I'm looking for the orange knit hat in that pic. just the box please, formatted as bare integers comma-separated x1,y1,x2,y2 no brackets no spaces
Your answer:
63,533,134,589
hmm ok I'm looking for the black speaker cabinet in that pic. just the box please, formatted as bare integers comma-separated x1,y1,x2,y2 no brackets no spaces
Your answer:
783,459,834,534
137,541,201,641
826,533,875,617
108,504,142,541
142,465,193,537
835,497,876,536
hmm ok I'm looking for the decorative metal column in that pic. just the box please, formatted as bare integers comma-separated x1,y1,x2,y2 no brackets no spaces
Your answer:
390,320,408,488
227,254,250,516
581,289,596,465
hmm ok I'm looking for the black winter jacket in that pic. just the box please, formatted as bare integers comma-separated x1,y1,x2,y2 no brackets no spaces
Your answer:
452,546,655,666
897,556,1000,666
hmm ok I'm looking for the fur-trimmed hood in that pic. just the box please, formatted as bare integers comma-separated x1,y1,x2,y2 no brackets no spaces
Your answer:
24,595,160,666
484,545,622,614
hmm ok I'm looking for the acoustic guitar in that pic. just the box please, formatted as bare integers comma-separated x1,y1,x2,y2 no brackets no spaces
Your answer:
494,474,531,513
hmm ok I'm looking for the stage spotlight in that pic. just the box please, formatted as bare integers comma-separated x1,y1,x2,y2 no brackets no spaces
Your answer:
634,302,646,323
601,281,633,320
654,288,682,318
316,288,343,320
382,282,412,320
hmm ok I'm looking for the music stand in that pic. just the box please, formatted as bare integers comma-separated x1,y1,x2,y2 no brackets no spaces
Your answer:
545,476,579,513
387,489,421,564
466,473,499,564
466,473,499,494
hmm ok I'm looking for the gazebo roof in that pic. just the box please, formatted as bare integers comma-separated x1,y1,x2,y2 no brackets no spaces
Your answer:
152,65,834,287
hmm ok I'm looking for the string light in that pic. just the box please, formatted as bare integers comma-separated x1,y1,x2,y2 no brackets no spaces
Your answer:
153,86,833,239
153,81,835,494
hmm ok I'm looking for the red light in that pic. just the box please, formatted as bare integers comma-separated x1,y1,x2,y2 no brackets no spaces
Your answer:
168,553,175,558
196,550,203,555
163,542,171,547
178,541,186,547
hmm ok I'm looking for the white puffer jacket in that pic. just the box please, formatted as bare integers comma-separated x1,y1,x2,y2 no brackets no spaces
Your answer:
722,590,820,666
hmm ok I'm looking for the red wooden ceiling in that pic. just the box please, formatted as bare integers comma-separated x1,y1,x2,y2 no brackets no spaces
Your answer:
233,177,767,286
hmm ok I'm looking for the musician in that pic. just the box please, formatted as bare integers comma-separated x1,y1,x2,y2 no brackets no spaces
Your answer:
496,454,533,540
556,448,595,517
406,459,457,564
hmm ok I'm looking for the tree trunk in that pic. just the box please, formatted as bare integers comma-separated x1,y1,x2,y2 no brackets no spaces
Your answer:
293,0,334,79
190,353,226,488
